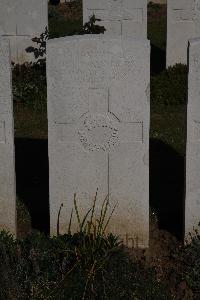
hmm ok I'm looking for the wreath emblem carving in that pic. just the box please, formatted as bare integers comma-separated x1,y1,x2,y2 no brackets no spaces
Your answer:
78,113,119,152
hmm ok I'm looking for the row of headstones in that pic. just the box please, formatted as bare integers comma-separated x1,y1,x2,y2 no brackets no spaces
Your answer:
0,0,148,65
0,35,150,248
1,0,199,67
83,0,200,66
1,33,200,248
0,0,47,64
0,0,199,248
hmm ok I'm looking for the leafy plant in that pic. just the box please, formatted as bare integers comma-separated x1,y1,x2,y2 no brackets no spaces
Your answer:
25,26,49,66
25,13,105,65
82,14,106,34
52,191,120,299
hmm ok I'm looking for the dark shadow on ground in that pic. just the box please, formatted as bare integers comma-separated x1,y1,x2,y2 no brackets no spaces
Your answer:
15,137,184,240
150,138,184,240
150,44,166,76
15,138,49,234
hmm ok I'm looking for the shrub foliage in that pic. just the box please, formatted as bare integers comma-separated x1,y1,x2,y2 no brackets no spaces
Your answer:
12,63,46,111
0,193,169,299
151,64,187,106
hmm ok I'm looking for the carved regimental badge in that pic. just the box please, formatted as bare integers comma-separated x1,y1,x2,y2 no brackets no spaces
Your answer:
78,113,119,152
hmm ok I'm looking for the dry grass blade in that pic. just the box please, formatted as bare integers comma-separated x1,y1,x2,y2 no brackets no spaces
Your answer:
80,208,92,233
74,193,81,228
97,194,109,236
57,203,63,236
102,204,117,236
82,261,97,300
88,188,98,235
68,208,73,235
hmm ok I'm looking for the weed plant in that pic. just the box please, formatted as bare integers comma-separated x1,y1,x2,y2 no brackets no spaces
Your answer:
0,193,169,299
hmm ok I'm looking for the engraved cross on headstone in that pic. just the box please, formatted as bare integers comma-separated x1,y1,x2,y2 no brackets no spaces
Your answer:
47,36,150,248
54,88,143,148
83,0,146,38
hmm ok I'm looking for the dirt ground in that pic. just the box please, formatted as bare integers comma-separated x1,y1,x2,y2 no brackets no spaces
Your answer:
128,215,194,300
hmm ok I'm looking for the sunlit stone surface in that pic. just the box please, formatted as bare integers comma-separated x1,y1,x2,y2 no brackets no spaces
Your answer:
47,35,150,248
0,38,16,235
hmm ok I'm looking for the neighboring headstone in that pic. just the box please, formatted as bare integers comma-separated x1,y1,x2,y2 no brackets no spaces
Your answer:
186,37,200,241
83,0,147,39
47,35,150,248
0,38,16,235
148,0,166,3
0,0,48,64
167,0,200,67
60,0,76,2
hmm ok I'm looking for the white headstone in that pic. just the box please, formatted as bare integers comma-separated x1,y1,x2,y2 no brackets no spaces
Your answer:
186,37,200,241
0,38,16,235
167,0,200,67
47,35,150,248
83,0,147,39
0,0,48,64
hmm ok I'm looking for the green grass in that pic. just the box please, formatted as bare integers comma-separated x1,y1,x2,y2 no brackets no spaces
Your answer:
48,1,82,38
49,19,82,39
148,20,166,51
14,104,47,139
147,4,186,156
12,63,47,111
12,63,47,139
151,104,186,156
150,63,187,156
147,4,166,51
